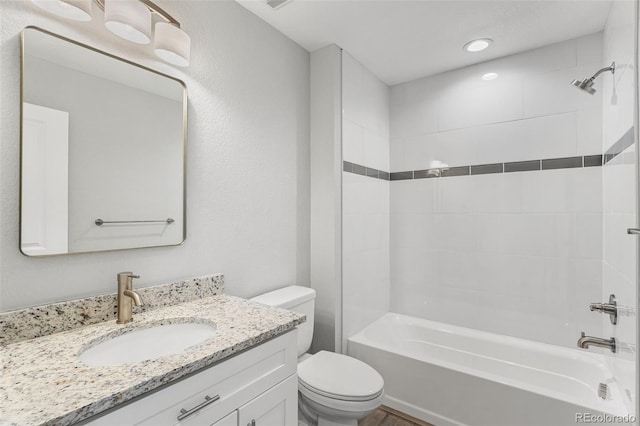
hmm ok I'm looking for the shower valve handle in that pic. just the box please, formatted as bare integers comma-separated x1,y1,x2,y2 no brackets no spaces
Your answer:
589,294,617,325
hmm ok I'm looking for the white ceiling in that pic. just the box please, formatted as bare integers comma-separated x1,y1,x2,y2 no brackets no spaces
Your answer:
235,0,613,85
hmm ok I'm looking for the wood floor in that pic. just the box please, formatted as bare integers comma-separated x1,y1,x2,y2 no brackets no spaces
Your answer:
358,405,434,426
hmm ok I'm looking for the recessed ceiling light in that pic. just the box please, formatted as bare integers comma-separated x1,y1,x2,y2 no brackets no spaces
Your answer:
482,72,498,81
464,38,493,53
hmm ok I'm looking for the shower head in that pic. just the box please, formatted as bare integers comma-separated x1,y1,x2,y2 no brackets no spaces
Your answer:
571,62,615,95
571,78,597,94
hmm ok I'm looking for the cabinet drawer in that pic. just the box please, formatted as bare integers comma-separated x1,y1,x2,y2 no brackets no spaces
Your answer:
85,330,297,426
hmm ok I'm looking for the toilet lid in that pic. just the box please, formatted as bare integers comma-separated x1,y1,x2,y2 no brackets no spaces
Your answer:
297,351,384,401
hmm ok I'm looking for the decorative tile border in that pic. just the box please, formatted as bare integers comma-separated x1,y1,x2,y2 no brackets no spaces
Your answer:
346,154,604,181
343,161,390,180
344,127,634,181
443,166,470,177
504,160,540,173
604,127,634,164
471,163,502,175
390,171,413,181
0,274,224,345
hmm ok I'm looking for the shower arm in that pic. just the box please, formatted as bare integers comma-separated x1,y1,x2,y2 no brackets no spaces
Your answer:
585,62,616,83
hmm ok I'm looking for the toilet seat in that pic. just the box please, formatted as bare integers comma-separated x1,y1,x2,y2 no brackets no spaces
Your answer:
297,351,384,402
298,379,383,402
298,379,384,416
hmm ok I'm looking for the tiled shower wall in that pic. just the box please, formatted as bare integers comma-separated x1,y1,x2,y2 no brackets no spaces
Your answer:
388,34,606,348
602,0,636,413
342,51,390,347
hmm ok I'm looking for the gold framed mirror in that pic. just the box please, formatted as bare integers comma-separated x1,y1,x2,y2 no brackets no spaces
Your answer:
20,27,187,256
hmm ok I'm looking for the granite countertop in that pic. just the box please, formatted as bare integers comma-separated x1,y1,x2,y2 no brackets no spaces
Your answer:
0,294,305,426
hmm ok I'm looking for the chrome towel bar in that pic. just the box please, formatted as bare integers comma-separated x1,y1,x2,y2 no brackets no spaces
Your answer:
95,218,175,226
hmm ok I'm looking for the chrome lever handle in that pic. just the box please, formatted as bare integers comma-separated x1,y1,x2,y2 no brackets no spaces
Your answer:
177,394,220,421
589,294,617,325
628,228,640,234
590,303,616,314
119,272,140,280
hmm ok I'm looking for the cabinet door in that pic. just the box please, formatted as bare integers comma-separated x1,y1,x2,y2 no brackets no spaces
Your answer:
212,411,237,426
238,375,297,426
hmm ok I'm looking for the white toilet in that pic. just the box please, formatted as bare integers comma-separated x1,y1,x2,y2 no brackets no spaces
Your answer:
251,286,384,426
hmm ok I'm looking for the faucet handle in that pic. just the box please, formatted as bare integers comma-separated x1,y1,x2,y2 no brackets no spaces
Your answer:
117,272,140,280
589,303,603,311
588,294,617,325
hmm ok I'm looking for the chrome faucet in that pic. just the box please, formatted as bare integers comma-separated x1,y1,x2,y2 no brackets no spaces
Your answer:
577,332,616,353
117,272,143,324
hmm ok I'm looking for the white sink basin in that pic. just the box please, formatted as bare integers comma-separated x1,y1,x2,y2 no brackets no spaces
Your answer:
79,321,217,366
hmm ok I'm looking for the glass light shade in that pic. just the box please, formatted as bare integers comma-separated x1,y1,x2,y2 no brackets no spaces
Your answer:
104,0,151,45
154,22,191,67
32,0,92,21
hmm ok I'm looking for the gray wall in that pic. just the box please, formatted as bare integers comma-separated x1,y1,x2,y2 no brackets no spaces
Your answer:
310,45,342,353
0,0,310,311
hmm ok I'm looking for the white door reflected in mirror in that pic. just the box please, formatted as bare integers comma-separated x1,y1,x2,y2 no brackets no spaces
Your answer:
21,103,69,256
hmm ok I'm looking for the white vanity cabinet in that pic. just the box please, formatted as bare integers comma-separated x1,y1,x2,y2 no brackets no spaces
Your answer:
237,374,297,426
84,331,298,426
211,411,238,426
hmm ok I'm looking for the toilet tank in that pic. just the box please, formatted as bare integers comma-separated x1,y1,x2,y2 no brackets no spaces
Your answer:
251,286,315,357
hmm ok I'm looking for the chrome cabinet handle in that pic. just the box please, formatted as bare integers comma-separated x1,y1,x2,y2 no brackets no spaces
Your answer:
177,394,220,421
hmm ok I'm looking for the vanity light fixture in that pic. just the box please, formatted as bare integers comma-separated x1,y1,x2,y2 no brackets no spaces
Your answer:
463,38,493,53
32,0,92,21
31,0,191,67
154,22,190,67
482,72,498,81
103,0,151,44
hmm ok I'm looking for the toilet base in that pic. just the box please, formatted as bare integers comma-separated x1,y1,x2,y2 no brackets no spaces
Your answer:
297,415,357,426
298,390,381,426
318,418,357,426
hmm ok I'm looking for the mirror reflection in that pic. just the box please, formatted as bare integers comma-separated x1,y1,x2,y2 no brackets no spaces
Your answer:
21,27,186,256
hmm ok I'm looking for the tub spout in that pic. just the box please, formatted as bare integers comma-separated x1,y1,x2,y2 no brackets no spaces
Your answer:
577,332,616,353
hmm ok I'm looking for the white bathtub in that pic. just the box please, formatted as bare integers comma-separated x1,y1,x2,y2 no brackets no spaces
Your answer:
348,313,631,426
